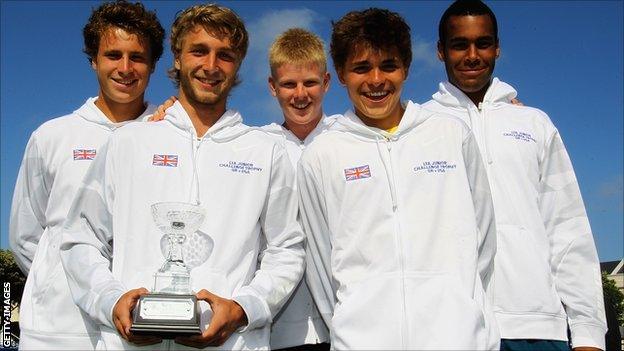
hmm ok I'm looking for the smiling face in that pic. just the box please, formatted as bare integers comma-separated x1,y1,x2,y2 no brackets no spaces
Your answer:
338,45,407,130
437,14,499,104
92,26,153,114
269,63,329,131
175,25,240,113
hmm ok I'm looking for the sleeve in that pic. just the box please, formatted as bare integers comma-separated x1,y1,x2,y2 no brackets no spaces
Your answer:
462,130,497,289
9,132,50,274
59,138,126,329
297,154,335,330
538,130,607,349
232,143,305,331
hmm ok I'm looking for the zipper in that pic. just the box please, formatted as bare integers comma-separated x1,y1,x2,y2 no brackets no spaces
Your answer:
477,102,493,165
190,137,203,205
383,136,408,347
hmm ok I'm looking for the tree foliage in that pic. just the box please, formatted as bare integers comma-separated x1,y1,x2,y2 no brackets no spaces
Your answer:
602,271,624,325
0,249,26,306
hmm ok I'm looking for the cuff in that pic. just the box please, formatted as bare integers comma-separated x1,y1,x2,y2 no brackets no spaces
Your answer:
570,323,606,350
232,289,271,332
102,284,126,329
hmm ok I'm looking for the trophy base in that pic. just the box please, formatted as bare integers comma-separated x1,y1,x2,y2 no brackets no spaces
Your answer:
130,293,201,338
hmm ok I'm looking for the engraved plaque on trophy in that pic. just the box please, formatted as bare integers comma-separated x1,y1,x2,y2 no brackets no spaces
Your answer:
130,202,212,337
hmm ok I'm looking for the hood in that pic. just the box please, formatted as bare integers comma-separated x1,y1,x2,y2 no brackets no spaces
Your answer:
331,101,425,141
432,77,517,109
74,97,154,130
163,101,249,142
263,114,339,144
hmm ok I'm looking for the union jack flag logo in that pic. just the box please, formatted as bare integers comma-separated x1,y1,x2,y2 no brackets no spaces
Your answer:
73,149,96,160
153,154,178,167
344,164,371,181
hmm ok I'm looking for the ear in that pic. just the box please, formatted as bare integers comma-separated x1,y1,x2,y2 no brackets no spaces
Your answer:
268,76,277,97
322,72,331,92
174,56,181,70
91,58,97,70
436,41,445,62
495,42,500,59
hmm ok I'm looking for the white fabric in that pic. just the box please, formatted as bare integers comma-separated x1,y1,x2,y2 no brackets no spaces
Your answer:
59,101,305,350
9,97,154,350
261,116,336,349
423,78,607,349
298,101,500,350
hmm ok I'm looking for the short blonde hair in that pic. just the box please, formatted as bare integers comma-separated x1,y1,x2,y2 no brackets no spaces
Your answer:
168,3,248,86
269,28,327,77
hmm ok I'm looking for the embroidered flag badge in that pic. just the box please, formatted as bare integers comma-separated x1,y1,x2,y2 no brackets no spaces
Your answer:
344,164,371,181
153,154,178,167
73,149,96,160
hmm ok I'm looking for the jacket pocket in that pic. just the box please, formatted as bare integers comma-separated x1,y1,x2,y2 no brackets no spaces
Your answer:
493,224,562,315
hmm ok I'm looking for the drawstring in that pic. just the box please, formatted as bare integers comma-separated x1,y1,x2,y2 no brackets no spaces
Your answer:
477,103,493,165
376,136,398,212
189,127,201,206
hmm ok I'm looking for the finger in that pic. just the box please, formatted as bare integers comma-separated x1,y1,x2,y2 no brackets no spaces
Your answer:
114,317,130,341
196,289,217,304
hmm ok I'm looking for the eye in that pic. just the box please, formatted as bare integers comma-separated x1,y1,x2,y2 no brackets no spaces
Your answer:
380,62,399,72
476,38,495,49
280,82,296,89
131,54,147,63
190,48,207,56
304,80,319,87
104,52,122,60
218,52,236,62
450,42,469,50
352,65,370,74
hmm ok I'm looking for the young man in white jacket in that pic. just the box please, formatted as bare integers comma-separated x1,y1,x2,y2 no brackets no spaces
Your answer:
298,8,500,350
423,1,607,350
59,4,304,350
262,28,333,351
9,2,164,349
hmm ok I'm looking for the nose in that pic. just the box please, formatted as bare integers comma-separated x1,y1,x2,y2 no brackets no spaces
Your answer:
369,68,384,86
465,44,480,67
117,56,132,74
294,84,308,99
202,52,218,73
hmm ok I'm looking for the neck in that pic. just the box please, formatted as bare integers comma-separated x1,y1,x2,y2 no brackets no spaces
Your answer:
464,88,488,107
283,114,322,141
356,104,404,131
178,93,226,137
95,93,146,123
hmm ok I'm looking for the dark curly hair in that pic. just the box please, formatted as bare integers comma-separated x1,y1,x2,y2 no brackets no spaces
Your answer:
330,8,412,74
83,0,164,66
438,0,498,45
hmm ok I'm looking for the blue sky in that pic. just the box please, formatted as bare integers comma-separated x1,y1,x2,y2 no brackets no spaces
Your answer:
1,1,622,261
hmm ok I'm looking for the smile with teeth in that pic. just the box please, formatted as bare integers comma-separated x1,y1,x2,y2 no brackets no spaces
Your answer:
196,77,221,85
112,78,137,86
293,102,310,109
364,91,389,100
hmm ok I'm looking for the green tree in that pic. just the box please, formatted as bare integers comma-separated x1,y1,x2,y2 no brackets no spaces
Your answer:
602,271,624,325
0,249,26,308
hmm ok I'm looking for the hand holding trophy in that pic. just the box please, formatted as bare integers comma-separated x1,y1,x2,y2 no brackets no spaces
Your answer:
130,202,211,337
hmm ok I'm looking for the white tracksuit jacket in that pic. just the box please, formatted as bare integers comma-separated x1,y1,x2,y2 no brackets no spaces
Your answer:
9,97,154,350
59,101,305,350
422,78,607,349
297,101,500,350
261,116,335,349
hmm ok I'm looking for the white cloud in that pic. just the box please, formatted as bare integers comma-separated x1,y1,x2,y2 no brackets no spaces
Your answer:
599,174,623,198
411,37,439,73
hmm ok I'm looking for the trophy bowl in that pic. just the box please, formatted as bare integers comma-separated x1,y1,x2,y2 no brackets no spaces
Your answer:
130,202,207,338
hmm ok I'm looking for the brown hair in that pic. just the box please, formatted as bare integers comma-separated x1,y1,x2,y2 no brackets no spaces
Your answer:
269,28,327,77
168,3,249,87
330,8,411,74
83,0,164,65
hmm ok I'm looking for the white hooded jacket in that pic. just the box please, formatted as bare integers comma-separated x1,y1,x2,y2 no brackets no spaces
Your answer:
422,78,606,349
9,97,154,350
261,116,336,349
59,101,305,350
298,101,500,350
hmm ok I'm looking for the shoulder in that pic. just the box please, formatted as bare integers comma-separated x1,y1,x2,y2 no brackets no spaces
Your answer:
31,112,83,141
496,103,557,133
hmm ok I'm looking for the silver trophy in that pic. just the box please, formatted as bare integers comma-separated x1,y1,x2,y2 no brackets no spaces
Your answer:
131,202,213,337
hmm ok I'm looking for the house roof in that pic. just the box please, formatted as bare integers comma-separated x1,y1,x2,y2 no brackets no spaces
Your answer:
601,259,624,275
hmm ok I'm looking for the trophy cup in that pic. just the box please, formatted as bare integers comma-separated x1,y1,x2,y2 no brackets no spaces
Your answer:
131,202,212,337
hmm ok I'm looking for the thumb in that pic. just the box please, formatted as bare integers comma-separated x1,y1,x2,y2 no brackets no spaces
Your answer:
196,289,218,307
